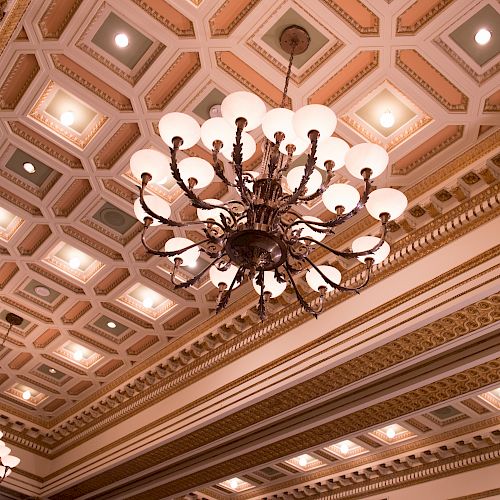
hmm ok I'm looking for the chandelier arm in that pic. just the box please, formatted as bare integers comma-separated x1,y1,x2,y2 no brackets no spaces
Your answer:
0,466,10,482
138,182,186,228
141,228,216,258
283,263,318,318
298,168,335,202
216,265,245,313
232,125,254,210
211,148,235,187
173,254,227,289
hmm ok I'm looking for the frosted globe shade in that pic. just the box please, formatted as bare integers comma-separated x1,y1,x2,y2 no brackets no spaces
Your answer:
196,199,226,224
221,131,256,161
221,91,266,131
286,166,322,196
159,112,200,150
209,264,240,289
306,265,341,292
322,183,360,214
1,455,20,468
200,117,234,151
134,195,171,226
315,137,350,170
261,108,295,142
0,432,3,439
0,466,11,477
177,157,214,189
130,149,170,184
165,237,200,267
352,236,390,264
296,216,326,242
293,104,337,140
252,271,286,298
345,143,389,179
0,446,10,458
366,188,407,220
279,135,309,156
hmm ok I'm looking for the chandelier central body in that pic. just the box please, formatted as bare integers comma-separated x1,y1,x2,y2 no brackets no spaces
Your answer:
131,25,408,320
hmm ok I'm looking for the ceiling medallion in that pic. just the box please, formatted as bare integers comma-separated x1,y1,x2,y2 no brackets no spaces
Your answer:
131,26,407,320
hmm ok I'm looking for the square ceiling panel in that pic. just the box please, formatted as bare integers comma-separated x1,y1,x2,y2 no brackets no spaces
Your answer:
16,279,67,311
36,363,67,381
0,206,24,241
369,423,416,444
325,439,368,459
193,88,226,120
4,383,47,406
285,453,326,471
54,340,104,369
0,310,30,331
5,149,55,187
449,5,500,67
29,81,107,149
93,201,138,235
93,315,128,336
218,477,254,493
91,12,153,69
478,387,500,409
117,284,175,320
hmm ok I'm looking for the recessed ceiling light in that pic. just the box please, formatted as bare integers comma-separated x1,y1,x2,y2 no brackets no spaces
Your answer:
69,257,80,270
107,321,117,329
379,109,395,128
340,443,349,454
114,33,129,48
73,350,83,362
386,427,396,439
22,390,31,400
142,297,154,308
298,455,308,467
23,162,36,174
60,111,75,127
475,28,491,45
229,478,239,490
34,285,51,297
48,368,57,374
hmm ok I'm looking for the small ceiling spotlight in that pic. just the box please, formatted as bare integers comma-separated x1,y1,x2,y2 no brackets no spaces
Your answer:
386,427,396,439
69,257,80,270
48,368,57,374
475,28,491,45
142,297,154,309
379,109,395,128
107,321,117,329
298,455,308,467
229,479,239,490
340,443,349,454
60,110,75,127
73,350,83,362
22,162,36,174
114,33,129,48
22,390,31,400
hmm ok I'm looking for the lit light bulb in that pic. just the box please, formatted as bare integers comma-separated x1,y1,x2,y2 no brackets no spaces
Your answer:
229,478,239,490
23,162,35,174
60,111,74,127
69,257,80,269
48,368,56,374
475,28,491,45
22,390,31,400
379,109,395,128
340,443,349,455
107,321,117,329
73,350,83,362
114,33,129,48
386,427,396,439
298,455,308,467
142,296,153,309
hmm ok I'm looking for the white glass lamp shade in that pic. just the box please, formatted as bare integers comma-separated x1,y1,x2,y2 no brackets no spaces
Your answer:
322,183,360,214
261,108,295,142
252,271,286,298
0,432,3,439
279,135,309,156
0,466,11,477
159,112,200,150
286,166,322,196
293,104,337,140
315,137,350,170
306,265,341,292
221,91,266,131
221,131,256,161
352,236,390,264
0,446,10,458
345,143,389,179
200,117,234,151
296,216,326,242
134,195,171,226
196,199,226,224
164,237,200,266
1,455,20,468
130,149,170,184
209,264,240,289
366,188,407,220
177,157,214,189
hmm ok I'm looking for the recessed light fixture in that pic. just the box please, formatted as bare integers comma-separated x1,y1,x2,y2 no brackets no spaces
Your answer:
48,368,57,374
379,109,395,128
23,162,36,174
340,443,349,454
114,32,129,48
475,28,491,45
229,478,239,490
60,110,75,127
298,455,308,467
142,297,154,309
69,257,81,270
107,321,117,329
22,390,31,400
386,427,396,439
34,285,51,297
73,350,83,362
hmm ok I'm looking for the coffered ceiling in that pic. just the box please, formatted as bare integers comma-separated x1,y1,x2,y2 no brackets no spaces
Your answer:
0,0,498,498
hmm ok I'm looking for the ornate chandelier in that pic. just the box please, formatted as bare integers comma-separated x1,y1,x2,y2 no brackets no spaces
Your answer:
130,26,407,319
0,430,20,483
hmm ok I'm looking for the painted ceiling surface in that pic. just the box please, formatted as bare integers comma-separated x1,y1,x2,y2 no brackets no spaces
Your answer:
0,0,498,498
